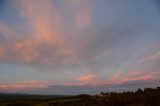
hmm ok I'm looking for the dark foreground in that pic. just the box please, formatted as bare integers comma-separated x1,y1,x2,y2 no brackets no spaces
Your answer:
0,87,160,106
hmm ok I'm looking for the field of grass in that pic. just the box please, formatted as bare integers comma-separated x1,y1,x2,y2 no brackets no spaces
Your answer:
0,87,160,106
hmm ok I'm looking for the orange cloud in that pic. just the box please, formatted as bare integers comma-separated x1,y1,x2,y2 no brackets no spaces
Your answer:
0,80,48,91
77,74,95,85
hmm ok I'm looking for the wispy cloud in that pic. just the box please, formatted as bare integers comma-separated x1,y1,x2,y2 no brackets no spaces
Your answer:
135,51,160,66
0,80,48,91
15,0,76,63
107,70,160,85
0,0,79,66
67,0,91,28
0,0,159,94
94,50,112,61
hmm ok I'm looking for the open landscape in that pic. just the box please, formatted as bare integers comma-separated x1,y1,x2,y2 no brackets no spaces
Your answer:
0,0,160,106
0,87,160,106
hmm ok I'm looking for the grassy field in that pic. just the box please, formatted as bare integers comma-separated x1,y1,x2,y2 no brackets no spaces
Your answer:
0,87,160,106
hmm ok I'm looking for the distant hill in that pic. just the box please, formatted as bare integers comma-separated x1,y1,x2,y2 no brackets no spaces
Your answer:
0,87,160,106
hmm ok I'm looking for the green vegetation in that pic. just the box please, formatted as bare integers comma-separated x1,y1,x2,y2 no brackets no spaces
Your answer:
0,87,160,106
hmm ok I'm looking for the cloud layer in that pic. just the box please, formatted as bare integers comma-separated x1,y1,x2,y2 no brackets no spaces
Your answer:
0,0,160,94
0,80,48,91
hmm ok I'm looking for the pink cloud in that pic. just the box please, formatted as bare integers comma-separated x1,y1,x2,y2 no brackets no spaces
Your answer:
15,0,71,54
74,5,91,28
74,73,106,86
78,74,94,82
0,46,5,57
50,68,160,87
0,0,79,66
107,70,160,85
0,23,13,38
67,0,91,28
0,0,92,66
135,51,160,66
71,69,159,86
0,80,49,91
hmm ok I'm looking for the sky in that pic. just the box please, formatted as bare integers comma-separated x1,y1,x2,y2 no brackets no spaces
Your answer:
0,0,160,95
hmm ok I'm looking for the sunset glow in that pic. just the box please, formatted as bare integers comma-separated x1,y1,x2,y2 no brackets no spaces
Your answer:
0,0,160,94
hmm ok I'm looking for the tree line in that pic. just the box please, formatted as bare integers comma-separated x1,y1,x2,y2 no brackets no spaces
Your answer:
0,87,160,106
